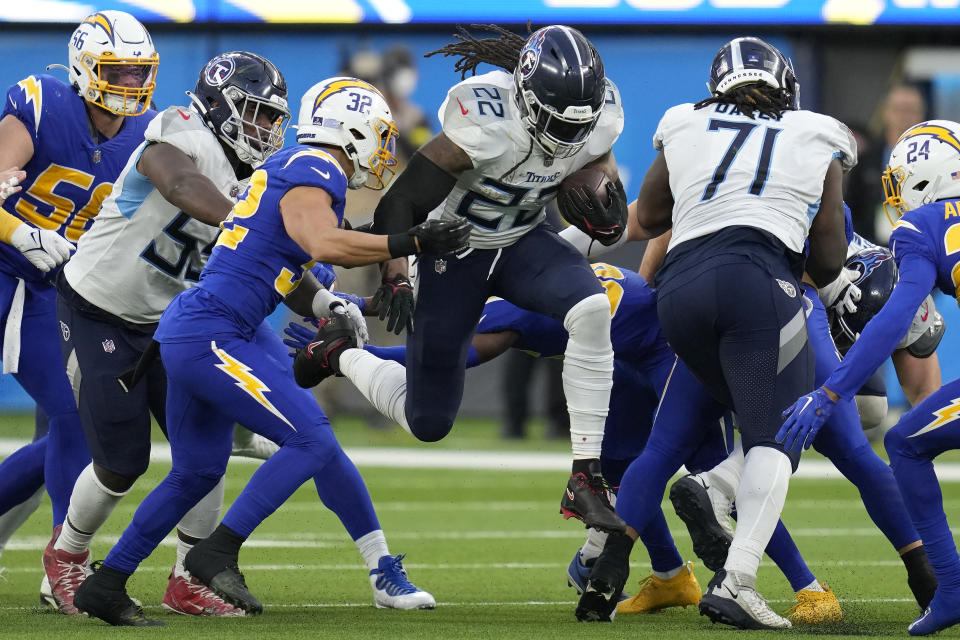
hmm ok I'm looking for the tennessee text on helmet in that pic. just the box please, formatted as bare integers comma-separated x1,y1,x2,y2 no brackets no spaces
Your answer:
882,119,960,223
188,51,290,166
68,11,158,116
514,25,606,160
295,77,400,190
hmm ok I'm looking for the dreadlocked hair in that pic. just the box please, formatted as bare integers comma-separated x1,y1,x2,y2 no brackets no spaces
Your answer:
425,23,531,80
694,83,793,120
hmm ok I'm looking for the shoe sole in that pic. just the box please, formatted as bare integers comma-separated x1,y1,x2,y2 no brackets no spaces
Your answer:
670,479,732,572
575,591,616,622
560,507,626,535
699,594,787,630
207,573,263,616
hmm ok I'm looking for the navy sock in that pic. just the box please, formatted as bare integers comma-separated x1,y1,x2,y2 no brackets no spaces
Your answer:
313,449,380,540
0,437,45,516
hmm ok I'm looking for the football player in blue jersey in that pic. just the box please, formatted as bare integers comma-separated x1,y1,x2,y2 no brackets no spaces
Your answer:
0,10,157,610
72,77,469,625
49,50,292,620
304,25,630,536
779,120,960,635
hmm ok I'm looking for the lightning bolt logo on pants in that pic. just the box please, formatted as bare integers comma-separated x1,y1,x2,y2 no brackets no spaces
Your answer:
211,341,294,429
909,397,960,438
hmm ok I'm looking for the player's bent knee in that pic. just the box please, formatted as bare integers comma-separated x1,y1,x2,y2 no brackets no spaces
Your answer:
855,394,888,431
93,463,140,494
409,415,454,443
884,425,915,463
563,293,611,338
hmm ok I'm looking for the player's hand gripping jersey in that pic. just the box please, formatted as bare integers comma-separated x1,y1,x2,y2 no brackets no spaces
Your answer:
64,106,239,324
434,70,623,249
155,145,348,342
656,101,856,253
0,75,155,279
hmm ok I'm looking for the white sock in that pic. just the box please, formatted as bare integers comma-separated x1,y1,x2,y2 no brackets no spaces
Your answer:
800,579,825,592
562,294,613,459
176,477,225,540
55,463,127,555
700,440,744,500
653,564,685,580
0,486,43,554
724,446,791,587
579,528,608,563
355,529,390,571
339,349,411,434
175,538,193,578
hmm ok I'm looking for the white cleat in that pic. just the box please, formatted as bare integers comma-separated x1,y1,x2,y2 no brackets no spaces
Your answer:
369,554,436,610
231,428,279,460
699,570,791,630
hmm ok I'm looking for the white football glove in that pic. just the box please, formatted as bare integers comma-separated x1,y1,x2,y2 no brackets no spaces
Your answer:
0,172,23,201
818,267,862,316
10,224,75,273
311,288,369,346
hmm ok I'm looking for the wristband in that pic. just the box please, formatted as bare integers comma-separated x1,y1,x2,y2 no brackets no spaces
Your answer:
0,210,24,244
311,288,343,318
387,233,418,258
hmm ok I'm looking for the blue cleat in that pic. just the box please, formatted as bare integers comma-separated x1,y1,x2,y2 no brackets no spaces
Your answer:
370,554,436,610
567,550,629,602
909,592,960,636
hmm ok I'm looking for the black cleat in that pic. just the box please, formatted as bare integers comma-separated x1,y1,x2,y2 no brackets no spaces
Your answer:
560,460,626,534
669,475,732,572
292,314,360,388
574,532,632,622
74,572,164,627
185,540,262,615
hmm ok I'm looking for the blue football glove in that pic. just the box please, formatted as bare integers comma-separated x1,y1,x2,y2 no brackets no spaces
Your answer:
777,387,837,451
332,290,366,313
283,319,318,354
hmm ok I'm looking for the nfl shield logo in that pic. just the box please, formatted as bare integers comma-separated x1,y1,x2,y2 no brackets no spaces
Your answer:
102,339,116,354
435,258,447,274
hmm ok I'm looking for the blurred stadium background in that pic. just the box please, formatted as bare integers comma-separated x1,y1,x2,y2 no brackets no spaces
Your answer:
1,0,959,423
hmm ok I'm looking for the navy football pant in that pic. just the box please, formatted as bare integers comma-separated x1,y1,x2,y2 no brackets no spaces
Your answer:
0,274,88,527
104,324,379,575
406,225,602,442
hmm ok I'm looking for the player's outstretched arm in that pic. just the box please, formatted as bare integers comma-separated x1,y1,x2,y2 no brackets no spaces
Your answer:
805,158,846,287
633,152,674,240
137,142,234,226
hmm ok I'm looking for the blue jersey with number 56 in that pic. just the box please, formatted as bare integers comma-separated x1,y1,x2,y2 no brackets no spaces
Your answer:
0,74,155,281
155,145,348,342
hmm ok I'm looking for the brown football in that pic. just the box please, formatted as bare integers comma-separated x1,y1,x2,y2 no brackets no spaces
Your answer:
559,168,612,207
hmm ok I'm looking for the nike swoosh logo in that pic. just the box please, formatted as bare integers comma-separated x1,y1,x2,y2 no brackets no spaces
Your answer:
176,108,191,120
921,301,929,322
479,314,487,324
311,167,330,180
798,396,813,415
565,488,575,501
456,98,468,115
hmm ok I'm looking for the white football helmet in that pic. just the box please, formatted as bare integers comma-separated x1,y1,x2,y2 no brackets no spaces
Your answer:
295,77,399,190
67,11,158,116
883,119,960,221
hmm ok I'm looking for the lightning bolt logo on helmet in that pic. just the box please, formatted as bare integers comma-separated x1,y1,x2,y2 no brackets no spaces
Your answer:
82,12,115,45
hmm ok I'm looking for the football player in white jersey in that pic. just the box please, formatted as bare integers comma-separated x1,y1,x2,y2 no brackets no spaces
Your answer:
295,25,630,534
45,51,290,619
571,37,855,629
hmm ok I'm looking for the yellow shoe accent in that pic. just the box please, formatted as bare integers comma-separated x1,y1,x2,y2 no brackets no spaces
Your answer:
616,561,701,614
785,583,842,623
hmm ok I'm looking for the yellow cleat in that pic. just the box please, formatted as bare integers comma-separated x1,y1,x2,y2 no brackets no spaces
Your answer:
616,561,701,614
785,583,842,623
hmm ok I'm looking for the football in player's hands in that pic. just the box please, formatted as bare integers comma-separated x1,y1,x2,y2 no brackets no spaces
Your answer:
557,169,627,246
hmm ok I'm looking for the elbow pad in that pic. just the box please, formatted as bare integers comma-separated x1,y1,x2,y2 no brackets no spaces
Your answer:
372,153,457,235
907,311,945,359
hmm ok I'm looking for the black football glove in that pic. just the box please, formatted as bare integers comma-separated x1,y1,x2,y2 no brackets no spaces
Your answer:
292,314,359,388
371,273,414,335
409,218,472,254
557,177,628,246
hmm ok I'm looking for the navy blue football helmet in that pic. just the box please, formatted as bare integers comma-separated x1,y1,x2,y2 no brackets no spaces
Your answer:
188,51,290,166
829,247,898,353
514,26,606,159
707,37,799,110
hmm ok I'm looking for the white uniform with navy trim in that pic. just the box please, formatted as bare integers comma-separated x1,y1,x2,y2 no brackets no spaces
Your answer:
656,103,857,253
433,70,624,249
65,105,238,324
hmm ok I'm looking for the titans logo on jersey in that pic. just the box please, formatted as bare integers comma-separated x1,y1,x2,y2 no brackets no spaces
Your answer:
187,145,349,333
477,263,669,363
891,198,960,304
0,74,155,278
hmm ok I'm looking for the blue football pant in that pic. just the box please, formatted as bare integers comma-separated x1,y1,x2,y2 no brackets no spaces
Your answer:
104,325,379,575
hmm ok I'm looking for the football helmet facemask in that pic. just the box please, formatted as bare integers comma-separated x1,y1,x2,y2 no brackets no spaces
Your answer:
514,26,606,160
295,77,399,190
707,36,799,110
882,119,960,222
188,51,290,167
67,11,158,116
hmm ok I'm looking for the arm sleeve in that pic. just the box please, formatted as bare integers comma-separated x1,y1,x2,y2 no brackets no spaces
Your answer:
824,254,937,399
371,152,457,234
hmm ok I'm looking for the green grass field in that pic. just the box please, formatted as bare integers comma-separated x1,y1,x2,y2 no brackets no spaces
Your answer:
0,413,957,638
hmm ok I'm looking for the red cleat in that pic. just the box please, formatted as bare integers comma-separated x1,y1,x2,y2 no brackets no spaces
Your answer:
42,524,92,615
162,569,245,617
